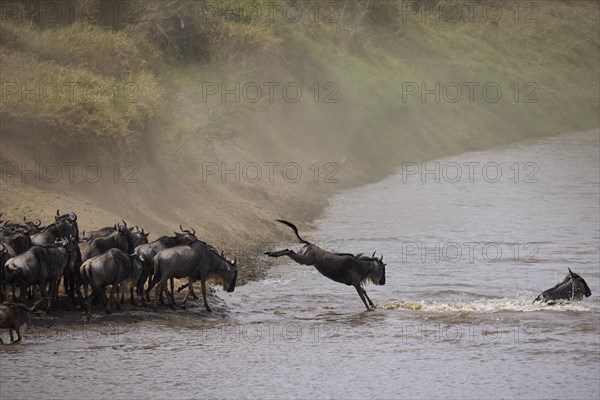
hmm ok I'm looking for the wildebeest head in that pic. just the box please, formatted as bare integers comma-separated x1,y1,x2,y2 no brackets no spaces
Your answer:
227,258,238,293
174,225,197,243
534,268,592,303
54,210,79,242
363,252,386,286
207,251,237,293
568,268,592,300
116,223,135,252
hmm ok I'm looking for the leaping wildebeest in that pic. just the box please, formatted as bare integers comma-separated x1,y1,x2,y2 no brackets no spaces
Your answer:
152,239,237,312
264,220,387,311
533,268,592,303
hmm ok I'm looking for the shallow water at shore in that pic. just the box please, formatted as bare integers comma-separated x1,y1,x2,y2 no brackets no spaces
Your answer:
2,131,599,400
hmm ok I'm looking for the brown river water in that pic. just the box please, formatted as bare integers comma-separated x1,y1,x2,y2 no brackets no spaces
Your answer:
1,130,599,399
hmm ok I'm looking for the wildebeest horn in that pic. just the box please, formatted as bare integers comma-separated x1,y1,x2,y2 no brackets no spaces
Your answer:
372,251,376,258
71,212,77,221
56,209,60,216
221,250,224,258
180,224,184,232
568,267,573,275
233,257,237,266
379,255,383,262
0,243,5,252
190,227,195,235
34,219,41,226
121,219,127,227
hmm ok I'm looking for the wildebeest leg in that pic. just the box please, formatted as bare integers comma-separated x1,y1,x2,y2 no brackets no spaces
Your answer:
129,285,136,306
265,250,312,265
181,277,196,305
145,268,154,301
200,278,212,312
83,282,91,319
10,327,22,344
147,274,165,304
107,285,117,314
354,285,373,311
362,289,375,309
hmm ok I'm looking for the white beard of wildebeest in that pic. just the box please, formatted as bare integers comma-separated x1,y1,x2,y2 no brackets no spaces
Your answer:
264,220,386,311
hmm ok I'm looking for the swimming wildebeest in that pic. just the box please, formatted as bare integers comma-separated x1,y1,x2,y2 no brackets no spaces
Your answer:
80,248,144,318
533,268,592,303
152,239,237,312
0,299,44,344
264,220,387,311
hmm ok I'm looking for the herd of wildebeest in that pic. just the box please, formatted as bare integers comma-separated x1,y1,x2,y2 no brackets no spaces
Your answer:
0,211,593,345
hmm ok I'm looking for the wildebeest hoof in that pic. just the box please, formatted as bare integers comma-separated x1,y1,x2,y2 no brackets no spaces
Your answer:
105,309,112,314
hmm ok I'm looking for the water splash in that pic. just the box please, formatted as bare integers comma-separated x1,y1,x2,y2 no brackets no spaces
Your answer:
377,298,594,313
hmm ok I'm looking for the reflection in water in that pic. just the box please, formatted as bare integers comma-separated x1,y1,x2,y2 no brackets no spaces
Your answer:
1,131,599,400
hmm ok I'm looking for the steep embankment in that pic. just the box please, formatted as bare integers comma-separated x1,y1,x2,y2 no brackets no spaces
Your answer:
1,1,598,279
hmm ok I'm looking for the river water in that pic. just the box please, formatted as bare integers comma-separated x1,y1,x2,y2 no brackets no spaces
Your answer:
1,130,599,400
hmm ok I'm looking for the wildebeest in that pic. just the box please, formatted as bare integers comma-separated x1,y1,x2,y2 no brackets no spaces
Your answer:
80,248,144,318
31,210,79,246
3,238,78,309
265,220,386,311
135,226,197,300
152,239,237,312
0,243,9,301
62,236,84,308
79,224,134,262
0,299,44,344
2,229,32,257
533,268,592,303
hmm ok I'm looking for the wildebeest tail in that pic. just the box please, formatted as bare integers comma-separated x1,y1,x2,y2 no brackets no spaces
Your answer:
276,220,310,244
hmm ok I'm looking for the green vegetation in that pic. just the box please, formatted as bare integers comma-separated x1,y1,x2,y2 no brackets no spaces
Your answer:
1,0,597,170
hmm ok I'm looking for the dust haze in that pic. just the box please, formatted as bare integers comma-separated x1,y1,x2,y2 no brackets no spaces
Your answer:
1,0,599,276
